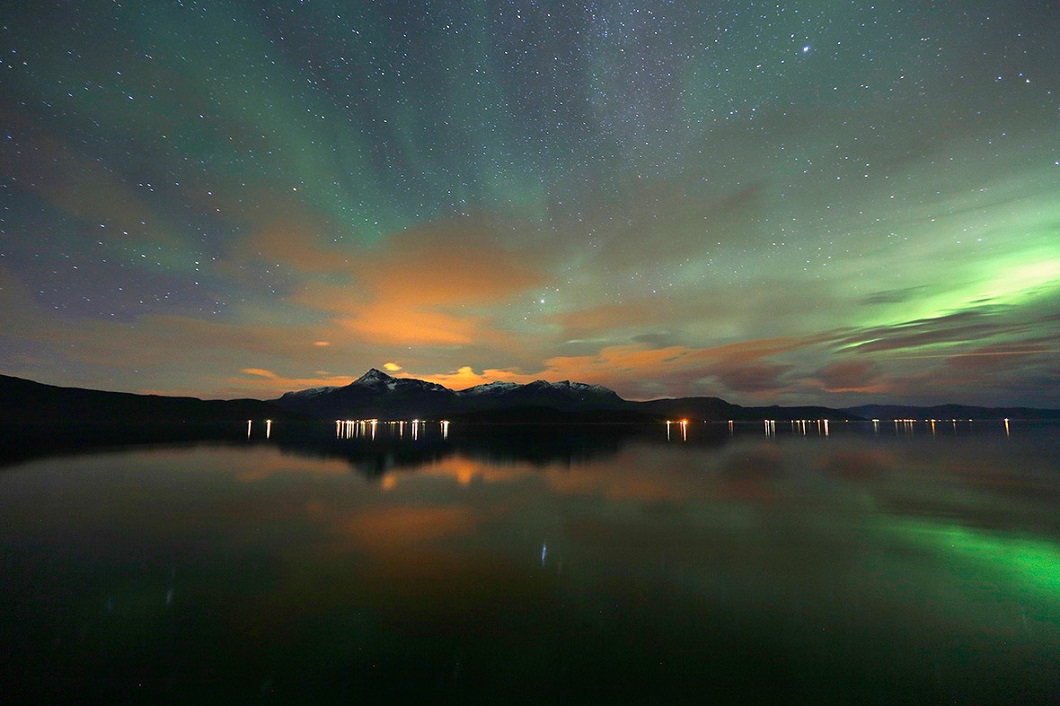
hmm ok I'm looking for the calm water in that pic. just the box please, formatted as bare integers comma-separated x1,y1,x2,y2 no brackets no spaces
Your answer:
1,421,1057,703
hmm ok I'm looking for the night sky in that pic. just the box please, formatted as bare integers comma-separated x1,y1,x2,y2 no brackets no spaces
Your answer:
1,1,1057,406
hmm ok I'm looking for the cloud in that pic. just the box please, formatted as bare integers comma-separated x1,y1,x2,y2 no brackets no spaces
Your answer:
806,360,887,394
573,177,763,273
404,337,813,399
226,368,356,394
241,368,279,379
406,365,540,390
288,216,550,348
548,300,664,339
833,308,1029,355
350,218,547,304
0,107,183,251
705,360,794,396
246,213,354,274
0,266,365,395
860,286,931,306
335,306,484,346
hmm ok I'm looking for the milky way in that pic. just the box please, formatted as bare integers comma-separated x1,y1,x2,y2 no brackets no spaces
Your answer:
1,1,1057,405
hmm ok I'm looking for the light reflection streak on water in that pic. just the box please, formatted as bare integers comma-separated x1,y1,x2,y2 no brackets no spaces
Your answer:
665,420,688,441
335,419,378,440
334,419,436,441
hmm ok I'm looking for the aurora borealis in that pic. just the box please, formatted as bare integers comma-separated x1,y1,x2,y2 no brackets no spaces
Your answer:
1,1,1057,405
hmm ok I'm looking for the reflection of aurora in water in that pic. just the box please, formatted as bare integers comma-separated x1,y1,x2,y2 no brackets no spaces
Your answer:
0,423,1056,702
878,519,1060,601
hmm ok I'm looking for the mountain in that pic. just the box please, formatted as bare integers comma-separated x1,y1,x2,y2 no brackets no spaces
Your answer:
276,368,454,418
842,404,1060,421
638,396,740,420
271,369,862,421
272,369,636,419
458,379,626,411
7,370,1052,432
457,381,521,397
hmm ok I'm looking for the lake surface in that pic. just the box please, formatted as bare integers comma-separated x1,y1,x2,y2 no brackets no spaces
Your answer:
1,421,1057,703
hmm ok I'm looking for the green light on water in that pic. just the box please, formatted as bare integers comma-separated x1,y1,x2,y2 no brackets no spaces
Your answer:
882,519,1060,600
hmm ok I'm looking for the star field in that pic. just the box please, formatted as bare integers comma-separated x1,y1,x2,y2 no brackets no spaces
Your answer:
1,0,1057,405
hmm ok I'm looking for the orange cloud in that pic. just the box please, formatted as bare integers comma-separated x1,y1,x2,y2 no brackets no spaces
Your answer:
335,306,482,346
535,338,807,390
400,337,814,398
549,300,662,337
407,365,539,389
807,360,889,394
284,216,548,348
348,219,545,304
241,367,280,379
248,215,353,273
226,368,356,394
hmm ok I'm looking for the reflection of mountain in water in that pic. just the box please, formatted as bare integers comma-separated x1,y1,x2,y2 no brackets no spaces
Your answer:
270,423,653,477
1,419,732,475
0,420,249,468
4,417,923,476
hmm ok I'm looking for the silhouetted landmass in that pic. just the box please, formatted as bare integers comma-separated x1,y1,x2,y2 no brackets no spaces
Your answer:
842,404,1060,421
272,369,865,421
639,398,857,422
0,373,298,424
0,373,302,465
2,369,1055,467
273,369,629,419
450,405,658,424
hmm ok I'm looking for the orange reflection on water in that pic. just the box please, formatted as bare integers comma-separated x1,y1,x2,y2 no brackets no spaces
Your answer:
344,506,476,548
422,456,542,487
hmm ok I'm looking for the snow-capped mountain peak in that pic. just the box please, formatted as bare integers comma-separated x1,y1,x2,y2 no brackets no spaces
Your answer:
458,381,521,396
353,368,397,386
279,385,340,399
274,370,625,417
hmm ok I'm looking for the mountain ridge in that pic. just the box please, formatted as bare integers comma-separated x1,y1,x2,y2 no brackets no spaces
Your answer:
271,369,1059,422
1,371,1055,425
